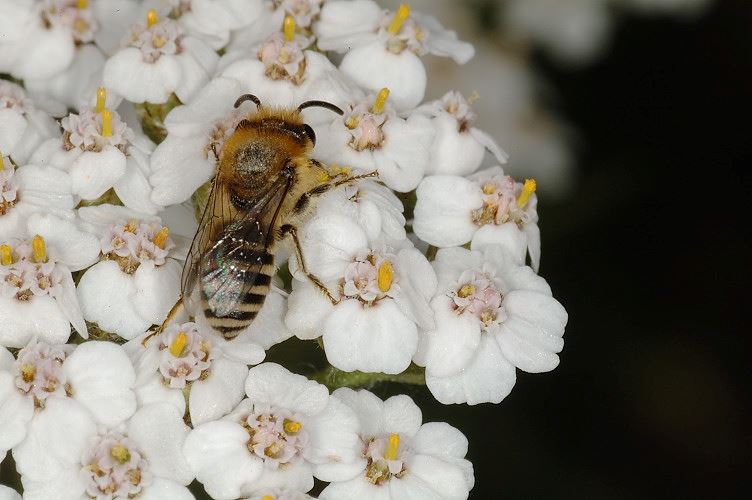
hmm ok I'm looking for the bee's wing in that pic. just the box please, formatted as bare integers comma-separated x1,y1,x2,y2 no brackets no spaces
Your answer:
183,172,292,318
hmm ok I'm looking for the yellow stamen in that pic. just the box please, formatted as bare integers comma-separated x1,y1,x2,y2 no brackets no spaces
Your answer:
110,444,131,464
457,284,475,298
283,419,301,434
377,260,393,293
387,4,410,35
146,9,158,27
283,15,296,42
372,88,390,114
169,332,188,357
19,363,36,383
0,244,12,266
481,182,496,195
124,219,139,233
31,235,47,263
261,496,274,500
77,0,87,9
101,109,112,138
385,433,400,460
95,87,106,113
516,178,537,208
153,227,169,249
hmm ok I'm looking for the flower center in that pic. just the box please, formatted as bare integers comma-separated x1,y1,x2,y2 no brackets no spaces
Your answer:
101,220,174,274
442,91,478,133
343,89,392,151
1,238,63,303
61,104,133,153
156,323,213,389
81,432,152,499
364,433,408,485
341,250,399,303
12,340,70,408
274,0,323,32
449,269,506,329
242,408,309,467
0,157,20,216
471,175,536,228
377,4,427,56
41,0,99,44
257,17,309,84
125,10,183,63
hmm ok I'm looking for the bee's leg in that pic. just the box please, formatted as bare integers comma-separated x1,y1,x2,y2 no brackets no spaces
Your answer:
280,224,339,305
142,299,184,347
292,170,380,217
331,170,379,187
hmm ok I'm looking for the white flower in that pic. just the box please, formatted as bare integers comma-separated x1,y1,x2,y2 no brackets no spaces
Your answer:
184,363,362,500
413,90,509,176
14,401,194,500
180,0,265,50
76,205,182,340
0,81,60,166
285,213,435,374
227,0,322,53
312,89,434,192
316,1,474,110
0,236,87,346
414,246,567,405
103,9,218,104
0,340,136,462
319,388,474,500
124,321,249,426
30,100,159,214
413,166,542,271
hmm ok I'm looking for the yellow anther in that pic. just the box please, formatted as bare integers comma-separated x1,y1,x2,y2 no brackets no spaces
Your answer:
77,0,87,9
481,182,496,195
95,87,106,113
153,227,169,249
169,332,188,357
516,178,537,208
31,235,47,263
0,244,12,266
372,88,390,114
101,109,113,138
146,9,158,27
283,15,296,42
457,284,475,298
385,433,400,460
124,219,139,233
344,116,359,129
110,444,131,464
261,496,274,500
19,363,36,383
283,419,302,434
387,4,410,35
377,260,393,293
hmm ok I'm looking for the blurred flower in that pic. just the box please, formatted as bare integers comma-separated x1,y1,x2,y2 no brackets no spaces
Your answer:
0,81,60,165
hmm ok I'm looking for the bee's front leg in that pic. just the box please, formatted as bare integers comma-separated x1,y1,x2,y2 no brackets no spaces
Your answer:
279,224,339,305
142,299,184,347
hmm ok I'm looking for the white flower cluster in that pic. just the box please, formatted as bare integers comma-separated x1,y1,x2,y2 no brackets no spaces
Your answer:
0,1,568,498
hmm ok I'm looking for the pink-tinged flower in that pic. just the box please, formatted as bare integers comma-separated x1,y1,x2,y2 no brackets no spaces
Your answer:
0,82,59,166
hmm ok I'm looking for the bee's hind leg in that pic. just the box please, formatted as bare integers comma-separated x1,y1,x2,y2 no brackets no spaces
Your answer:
142,299,184,347
280,224,339,305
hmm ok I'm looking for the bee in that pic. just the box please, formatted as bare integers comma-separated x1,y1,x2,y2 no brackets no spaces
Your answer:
178,94,374,339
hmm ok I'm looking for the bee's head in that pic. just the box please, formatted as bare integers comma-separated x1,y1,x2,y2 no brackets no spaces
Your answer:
232,94,344,148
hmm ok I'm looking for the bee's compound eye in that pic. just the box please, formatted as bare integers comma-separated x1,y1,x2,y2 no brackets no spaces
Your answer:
303,124,316,146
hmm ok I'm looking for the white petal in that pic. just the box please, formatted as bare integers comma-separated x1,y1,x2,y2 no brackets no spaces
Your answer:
242,462,313,496
319,476,391,500
323,299,417,374
285,281,334,340
63,341,136,427
189,357,248,426
135,374,186,417
0,346,13,370
315,0,382,51
413,176,481,247
497,290,567,373
381,394,423,437
292,214,368,282
18,471,85,500
114,155,162,215
412,422,468,459
14,164,75,212
240,290,294,349
471,223,527,267
432,247,484,294
244,363,329,416
374,114,434,193
388,474,442,500
150,136,214,206
426,333,516,406
407,453,472,500
104,48,181,104
56,266,88,339
69,146,127,200
0,485,21,500
0,371,34,453
305,396,363,479
0,109,26,155
132,260,182,326
128,403,193,485
331,387,383,438
393,247,436,330
12,26,74,80
13,397,95,482
184,420,262,500
422,296,481,378
0,296,70,348
139,477,195,500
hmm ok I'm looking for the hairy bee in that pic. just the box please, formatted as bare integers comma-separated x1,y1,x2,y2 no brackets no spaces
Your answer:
180,94,371,339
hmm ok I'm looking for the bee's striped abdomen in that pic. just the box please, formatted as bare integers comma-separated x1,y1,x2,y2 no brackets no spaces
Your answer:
201,247,275,339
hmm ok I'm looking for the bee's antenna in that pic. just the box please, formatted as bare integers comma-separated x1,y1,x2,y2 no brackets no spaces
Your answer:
234,94,261,109
297,100,344,115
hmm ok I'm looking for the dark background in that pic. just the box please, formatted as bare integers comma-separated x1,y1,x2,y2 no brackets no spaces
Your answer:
2,1,750,498
430,0,751,497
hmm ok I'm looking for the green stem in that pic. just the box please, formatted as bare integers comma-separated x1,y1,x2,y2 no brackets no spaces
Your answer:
311,364,425,391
